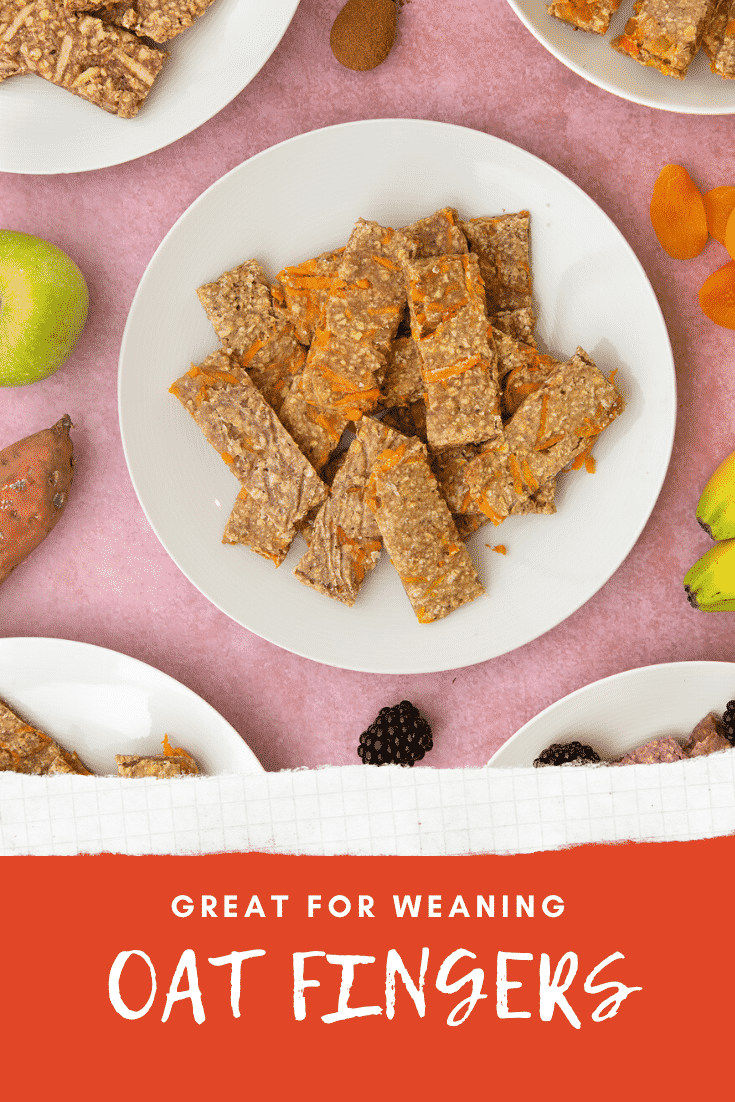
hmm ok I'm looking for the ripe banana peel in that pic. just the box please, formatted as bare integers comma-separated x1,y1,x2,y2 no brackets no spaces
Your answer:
696,448,735,539
684,538,735,611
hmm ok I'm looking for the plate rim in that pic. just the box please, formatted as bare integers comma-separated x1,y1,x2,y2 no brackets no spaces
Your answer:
506,0,735,116
0,0,301,175
0,635,264,775
488,659,735,766
118,116,677,674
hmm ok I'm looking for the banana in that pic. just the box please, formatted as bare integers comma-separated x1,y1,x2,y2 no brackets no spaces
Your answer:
684,538,735,610
696,448,735,539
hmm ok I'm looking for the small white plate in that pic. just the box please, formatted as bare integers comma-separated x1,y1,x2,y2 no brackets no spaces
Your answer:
507,1,735,114
119,118,675,674
0,637,263,775
0,0,300,174
489,661,735,766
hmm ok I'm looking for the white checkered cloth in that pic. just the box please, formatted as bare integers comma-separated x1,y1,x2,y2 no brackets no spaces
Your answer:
2,752,735,855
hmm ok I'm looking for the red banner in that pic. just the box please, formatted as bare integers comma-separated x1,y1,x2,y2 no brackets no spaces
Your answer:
3,837,732,1099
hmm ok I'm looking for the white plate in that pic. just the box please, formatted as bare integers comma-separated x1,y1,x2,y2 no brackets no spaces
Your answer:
119,117,675,675
489,661,735,766
507,1,735,114
0,638,263,775
0,0,300,174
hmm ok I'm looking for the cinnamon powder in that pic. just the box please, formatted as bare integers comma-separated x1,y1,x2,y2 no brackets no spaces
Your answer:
330,0,398,71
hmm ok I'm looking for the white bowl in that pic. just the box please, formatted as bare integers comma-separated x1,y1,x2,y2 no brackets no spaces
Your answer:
489,661,735,766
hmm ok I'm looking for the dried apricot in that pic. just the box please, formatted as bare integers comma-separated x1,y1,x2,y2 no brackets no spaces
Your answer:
650,164,708,259
699,260,735,329
725,207,735,261
704,186,735,246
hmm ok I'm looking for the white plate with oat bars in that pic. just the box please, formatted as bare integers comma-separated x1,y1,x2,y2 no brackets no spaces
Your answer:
0,0,300,174
489,661,735,767
118,118,676,674
0,638,264,776
508,1,735,114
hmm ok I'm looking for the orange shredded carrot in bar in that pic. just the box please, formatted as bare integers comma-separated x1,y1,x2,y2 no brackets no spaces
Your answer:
520,458,539,492
220,452,234,464
571,442,597,472
508,453,524,496
535,433,564,451
422,355,484,384
477,497,504,526
372,255,399,271
241,338,266,366
375,443,408,474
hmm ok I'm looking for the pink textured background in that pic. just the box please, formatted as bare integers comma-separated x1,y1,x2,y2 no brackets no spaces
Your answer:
2,0,735,771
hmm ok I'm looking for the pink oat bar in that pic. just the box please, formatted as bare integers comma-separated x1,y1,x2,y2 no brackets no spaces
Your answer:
465,348,623,525
293,436,384,607
359,418,483,623
702,0,735,77
0,2,167,116
170,350,327,544
682,711,732,756
546,1,623,33
196,259,306,415
616,737,686,764
0,695,90,776
460,213,535,345
404,252,503,451
65,0,218,42
612,0,718,79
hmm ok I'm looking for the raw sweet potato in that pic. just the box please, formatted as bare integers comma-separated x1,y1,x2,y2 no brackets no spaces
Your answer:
0,415,74,585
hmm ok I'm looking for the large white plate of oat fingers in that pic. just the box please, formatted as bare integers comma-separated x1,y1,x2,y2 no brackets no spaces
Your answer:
0,0,300,173
119,118,676,674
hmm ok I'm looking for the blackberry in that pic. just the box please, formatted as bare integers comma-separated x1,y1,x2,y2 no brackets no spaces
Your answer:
357,700,433,766
722,699,735,746
533,741,601,767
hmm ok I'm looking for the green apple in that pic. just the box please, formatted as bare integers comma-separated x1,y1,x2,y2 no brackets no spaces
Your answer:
0,230,89,387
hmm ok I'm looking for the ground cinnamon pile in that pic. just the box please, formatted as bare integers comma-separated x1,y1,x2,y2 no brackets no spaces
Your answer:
330,0,398,71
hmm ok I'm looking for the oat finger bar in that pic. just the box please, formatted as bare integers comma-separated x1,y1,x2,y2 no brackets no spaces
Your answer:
67,0,219,42
546,1,623,33
493,327,561,419
466,348,623,524
702,0,735,77
612,0,717,79
196,259,306,415
293,436,383,606
272,249,344,347
402,206,468,259
0,696,90,775
0,2,167,117
223,487,295,567
359,418,483,623
460,213,535,343
404,252,503,451
296,220,416,419
170,350,327,541
116,752,200,777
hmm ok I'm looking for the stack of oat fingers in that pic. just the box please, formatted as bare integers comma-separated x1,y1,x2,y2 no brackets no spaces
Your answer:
172,206,624,624
0,0,219,116
547,0,735,80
